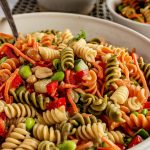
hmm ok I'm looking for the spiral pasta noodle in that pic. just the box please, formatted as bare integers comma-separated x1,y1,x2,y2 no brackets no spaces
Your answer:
42,106,68,126
106,102,124,122
107,131,125,144
82,70,98,95
60,47,74,71
105,55,121,90
122,113,150,130
125,97,141,111
75,122,106,142
1,123,30,149
4,103,36,119
33,123,62,144
69,113,98,126
38,46,60,60
73,39,97,62
81,94,107,116
61,29,73,44
40,34,55,47
16,137,40,150
110,86,129,104
141,5,150,23
10,88,50,110
38,141,58,150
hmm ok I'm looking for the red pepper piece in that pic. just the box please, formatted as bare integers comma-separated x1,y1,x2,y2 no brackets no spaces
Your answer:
0,112,6,121
46,97,66,110
116,144,126,150
11,74,23,88
128,135,143,148
65,70,76,85
0,118,6,137
1,45,16,58
75,70,88,83
46,81,58,97
99,62,106,69
144,102,150,109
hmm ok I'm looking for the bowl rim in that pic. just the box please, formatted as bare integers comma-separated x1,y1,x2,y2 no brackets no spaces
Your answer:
106,0,150,27
9,12,150,43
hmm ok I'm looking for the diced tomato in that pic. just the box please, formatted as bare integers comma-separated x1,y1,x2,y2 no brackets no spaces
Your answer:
46,81,58,97
67,106,75,116
1,45,16,58
75,70,88,83
46,97,66,110
144,102,150,109
116,144,126,150
11,74,23,88
0,118,6,137
128,135,143,148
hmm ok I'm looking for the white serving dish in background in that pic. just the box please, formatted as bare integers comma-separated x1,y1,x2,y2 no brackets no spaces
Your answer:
0,12,150,149
106,0,150,38
37,0,97,14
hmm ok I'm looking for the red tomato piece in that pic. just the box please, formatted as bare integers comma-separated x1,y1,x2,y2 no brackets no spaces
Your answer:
11,75,23,88
0,112,6,120
144,102,150,109
46,97,66,110
46,81,58,97
128,135,143,148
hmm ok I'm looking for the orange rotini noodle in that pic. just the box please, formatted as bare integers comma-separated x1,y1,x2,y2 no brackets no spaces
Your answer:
0,69,11,83
4,68,19,103
82,70,97,95
40,34,55,47
120,105,130,113
3,43,36,65
122,112,150,130
76,141,94,150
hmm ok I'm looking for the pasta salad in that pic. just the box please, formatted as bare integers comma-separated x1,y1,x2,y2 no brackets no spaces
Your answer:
0,29,150,150
117,0,150,24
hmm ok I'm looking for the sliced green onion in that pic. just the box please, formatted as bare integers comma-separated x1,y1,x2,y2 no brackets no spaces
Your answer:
0,57,7,64
51,71,65,81
141,109,148,116
74,30,86,41
136,128,149,139
74,59,88,72
19,65,32,79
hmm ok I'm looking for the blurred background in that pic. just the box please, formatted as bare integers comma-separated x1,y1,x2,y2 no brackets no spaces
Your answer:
0,0,112,20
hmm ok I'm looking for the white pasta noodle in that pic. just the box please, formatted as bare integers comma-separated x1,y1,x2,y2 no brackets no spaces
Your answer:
4,103,36,119
33,123,62,144
61,29,73,44
42,106,68,126
110,86,129,104
73,39,97,62
38,46,60,60
16,137,40,150
107,131,125,144
125,97,142,111
2,123,30,149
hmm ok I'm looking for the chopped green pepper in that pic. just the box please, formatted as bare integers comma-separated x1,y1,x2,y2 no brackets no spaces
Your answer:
51,71,65,81
141,109,148,116
19,65,32,79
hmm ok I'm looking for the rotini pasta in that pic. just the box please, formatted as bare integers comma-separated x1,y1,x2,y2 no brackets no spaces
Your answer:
42,106,68,126
0,29,150,150
73,39,97,62
60,47,74,71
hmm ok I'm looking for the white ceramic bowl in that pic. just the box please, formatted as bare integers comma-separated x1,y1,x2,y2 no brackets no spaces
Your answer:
37,0,97,14
106,0,150,38
0,12,150,149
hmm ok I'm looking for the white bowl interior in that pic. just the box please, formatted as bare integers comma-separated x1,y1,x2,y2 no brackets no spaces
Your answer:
0,13,150,149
